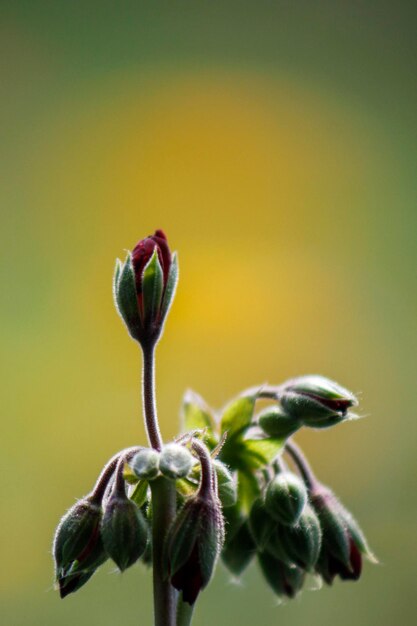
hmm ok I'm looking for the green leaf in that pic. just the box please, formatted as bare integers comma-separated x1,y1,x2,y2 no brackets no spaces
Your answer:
160,251,179,321
182,390,216,434
220,393,257,439
142,248,164,325
240,437,284,469
237,470,261,515
129,480,149,508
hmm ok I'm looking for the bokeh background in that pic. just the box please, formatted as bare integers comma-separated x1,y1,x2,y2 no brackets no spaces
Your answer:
1,2,416,625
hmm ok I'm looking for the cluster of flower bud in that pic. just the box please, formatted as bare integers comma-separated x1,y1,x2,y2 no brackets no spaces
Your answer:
53,438,231,604
220,457,375,601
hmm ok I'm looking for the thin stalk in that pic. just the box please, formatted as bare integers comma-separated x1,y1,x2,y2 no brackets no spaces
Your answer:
90,447,140,505
285,440,318,490
142,342,163,451
150,478,177,626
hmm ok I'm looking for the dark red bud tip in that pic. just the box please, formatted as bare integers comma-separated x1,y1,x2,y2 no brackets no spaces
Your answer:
131,230,172,293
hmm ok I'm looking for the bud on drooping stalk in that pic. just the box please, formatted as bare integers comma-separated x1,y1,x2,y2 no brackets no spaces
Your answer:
258,406,302,439
265,472,308,526
222,504,256,575
274,505,322,571
310,482,376,584
53,497,107,598
258,551,305,599
164,439,225,604
101,456,149,571
113,230,178,346
279,375,358,429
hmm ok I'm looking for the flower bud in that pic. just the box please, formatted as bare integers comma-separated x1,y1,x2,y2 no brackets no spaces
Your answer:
101,494,148,571
248,498,275,551
222,517,256,575
131,448,160,480
114,230,178,345
276,505,322,570
258,406,301,439
310,483,375,584
165,492,225,604
258,551,305,599
265,472,308,526
280,375,358,428
159,443,194,480
53,497,107,598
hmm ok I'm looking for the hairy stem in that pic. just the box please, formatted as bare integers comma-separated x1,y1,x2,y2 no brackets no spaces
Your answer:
142,342,163,451
150,478,177,626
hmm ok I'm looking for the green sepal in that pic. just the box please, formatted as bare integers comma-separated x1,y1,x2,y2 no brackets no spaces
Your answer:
258,551,305,598
258,406,301,438
114,253,141,341
265,472,308,526
129,480,149,508
160,251,179,321
222,520,256,576
165,499,201,576
101,496,148,571
278,505,322,570
141,248,164,327
248,498,275,550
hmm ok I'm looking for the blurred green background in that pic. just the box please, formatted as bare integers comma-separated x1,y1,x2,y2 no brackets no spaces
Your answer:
1,1,416,625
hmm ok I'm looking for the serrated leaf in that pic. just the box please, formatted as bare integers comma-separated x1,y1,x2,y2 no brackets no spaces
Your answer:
160,251,179,321
142,249,164,325
220,393,257,439
129,480,149,508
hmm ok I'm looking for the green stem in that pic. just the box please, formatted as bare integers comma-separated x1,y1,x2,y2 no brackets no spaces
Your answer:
176,597,195,626
150,478,177,626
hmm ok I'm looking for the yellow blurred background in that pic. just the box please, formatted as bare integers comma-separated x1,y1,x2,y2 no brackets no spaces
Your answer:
1,2,415,625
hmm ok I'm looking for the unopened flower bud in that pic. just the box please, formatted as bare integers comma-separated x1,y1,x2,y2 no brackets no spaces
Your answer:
310,483,376,584
114,230,178,345
159,443,194,480
276,505,322,570
53,497,107,598
165,492,225,604
131,448,160,480
101,494,148,571
265,472,308,526
248,498,275,551
222,511,256,575
280,375,358,428
258,406,301,438
258,551,305,599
